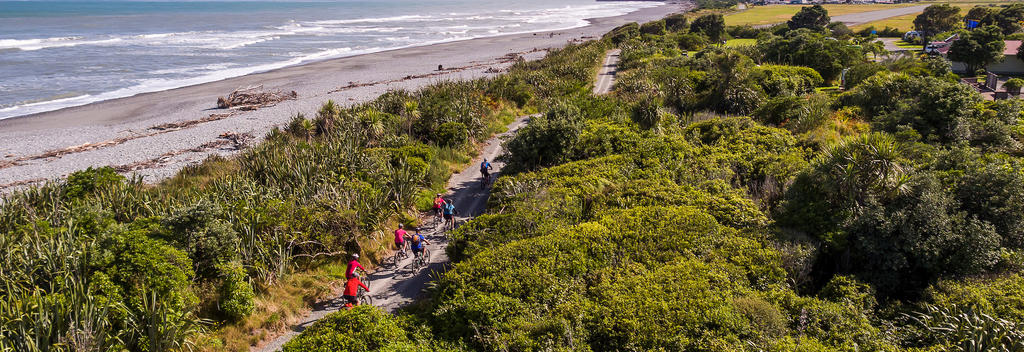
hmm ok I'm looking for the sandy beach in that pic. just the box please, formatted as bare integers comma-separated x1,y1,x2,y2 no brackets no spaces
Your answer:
0,2,686,191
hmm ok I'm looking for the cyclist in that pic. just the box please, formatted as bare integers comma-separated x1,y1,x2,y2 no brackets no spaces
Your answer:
410,229,429,260
394,224,407,253
343,272,369,308
442,199,456,229
345,253,365,279
480,159,493,182
433,193,446,223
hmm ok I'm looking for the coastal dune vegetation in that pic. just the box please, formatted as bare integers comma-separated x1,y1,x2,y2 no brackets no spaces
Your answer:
3,2,1024,352
284,5,1024,352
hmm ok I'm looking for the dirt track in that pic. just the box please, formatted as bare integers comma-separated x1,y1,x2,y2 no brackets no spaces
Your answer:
255,114,532,352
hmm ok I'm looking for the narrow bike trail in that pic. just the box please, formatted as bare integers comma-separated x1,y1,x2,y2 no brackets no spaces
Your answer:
256,114,532,352
593,49,620,95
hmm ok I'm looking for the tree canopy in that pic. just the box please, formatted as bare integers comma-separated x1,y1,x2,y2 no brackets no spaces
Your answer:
788,5,831,31
913,4,962,37
690,13,726,42
948,25,1006,72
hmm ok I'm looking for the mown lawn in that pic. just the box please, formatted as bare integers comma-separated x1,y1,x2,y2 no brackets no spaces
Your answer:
724,38,757,47
724,4,915,26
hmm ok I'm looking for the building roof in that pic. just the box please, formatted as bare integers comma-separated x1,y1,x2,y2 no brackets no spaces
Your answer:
939,40,1022,56
1005,40,1022,56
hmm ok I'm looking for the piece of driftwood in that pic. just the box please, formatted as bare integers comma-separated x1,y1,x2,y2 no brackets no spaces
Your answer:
217,85,297,109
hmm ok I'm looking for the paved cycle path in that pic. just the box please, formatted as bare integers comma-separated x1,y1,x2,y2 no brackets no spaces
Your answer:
594,49,621,95
255,114,532,352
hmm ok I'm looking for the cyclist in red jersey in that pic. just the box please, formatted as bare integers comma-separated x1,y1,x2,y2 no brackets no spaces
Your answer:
343,272,369,308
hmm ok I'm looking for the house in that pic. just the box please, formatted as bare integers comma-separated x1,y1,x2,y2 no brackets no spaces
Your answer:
949,40,1024,75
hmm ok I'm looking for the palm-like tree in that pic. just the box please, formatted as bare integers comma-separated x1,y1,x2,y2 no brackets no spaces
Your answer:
815,133,910,206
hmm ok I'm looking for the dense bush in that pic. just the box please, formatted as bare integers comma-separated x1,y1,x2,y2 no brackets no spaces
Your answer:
755,29,865,81
500,102,584,173
604,22,639,45
640,20,666,36
691,14,726,42
839,72,983,144
664,14,689,32
282,306,414,351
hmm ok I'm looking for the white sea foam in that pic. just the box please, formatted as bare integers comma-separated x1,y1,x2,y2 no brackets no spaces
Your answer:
0,46,365,119
0,36,123,51
311,15,431,25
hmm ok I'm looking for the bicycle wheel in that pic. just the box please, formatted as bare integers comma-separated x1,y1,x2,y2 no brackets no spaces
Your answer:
420,249,431,268
360,293,374,306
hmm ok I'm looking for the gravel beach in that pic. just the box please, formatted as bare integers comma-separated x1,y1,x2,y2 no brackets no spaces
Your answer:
0,3,687,191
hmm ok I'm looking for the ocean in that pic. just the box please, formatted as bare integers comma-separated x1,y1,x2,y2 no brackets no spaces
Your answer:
0,0,658,120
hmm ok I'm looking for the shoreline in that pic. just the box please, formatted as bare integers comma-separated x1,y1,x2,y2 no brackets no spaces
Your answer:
0,9,638,122
0,2,689,191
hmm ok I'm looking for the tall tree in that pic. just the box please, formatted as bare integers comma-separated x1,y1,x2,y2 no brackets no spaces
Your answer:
913,4,962,45
788,5,831,31
690,14,726,43
994,3,1024,35
965,6,996,27
948,25,1006,72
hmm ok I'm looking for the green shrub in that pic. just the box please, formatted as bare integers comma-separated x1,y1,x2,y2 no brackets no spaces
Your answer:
753,64,824,96
282,306,414,352
839,72,982,143
435,122,469,147
819,275,877,312
925,274,1024,323
755,29,865,81
487,75,532,108
677,32,709,51
629,98,662,130
665,14,689,32
218,261,255,321
1005,77,1024,94
65,167,125,200
604,22,640,45
640,20,667,36
160,202,239,280
500,102,583,173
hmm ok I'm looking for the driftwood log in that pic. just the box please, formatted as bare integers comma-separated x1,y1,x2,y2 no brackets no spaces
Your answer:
217,85,297,110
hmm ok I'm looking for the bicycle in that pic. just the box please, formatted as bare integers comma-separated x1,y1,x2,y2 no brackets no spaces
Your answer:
443,210,459,233
385,242,409,268
412,248,430,270
479,172,491,189
357,282,373,306
434,207,444,228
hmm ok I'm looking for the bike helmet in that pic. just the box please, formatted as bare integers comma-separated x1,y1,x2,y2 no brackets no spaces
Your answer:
352,253,359,259
352,272,361,278
398,223,404,229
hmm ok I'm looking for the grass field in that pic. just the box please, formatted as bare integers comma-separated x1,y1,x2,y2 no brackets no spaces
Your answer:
851,1,1011,32
724,38,757,46
724,4,916,27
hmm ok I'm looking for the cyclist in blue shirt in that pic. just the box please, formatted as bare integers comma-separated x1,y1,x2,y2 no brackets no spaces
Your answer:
480,159,493,181
410,229,429,259
442,199,456,229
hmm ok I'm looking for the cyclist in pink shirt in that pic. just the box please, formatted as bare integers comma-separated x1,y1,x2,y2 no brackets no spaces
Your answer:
394,224,407,252
346,253,365,279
